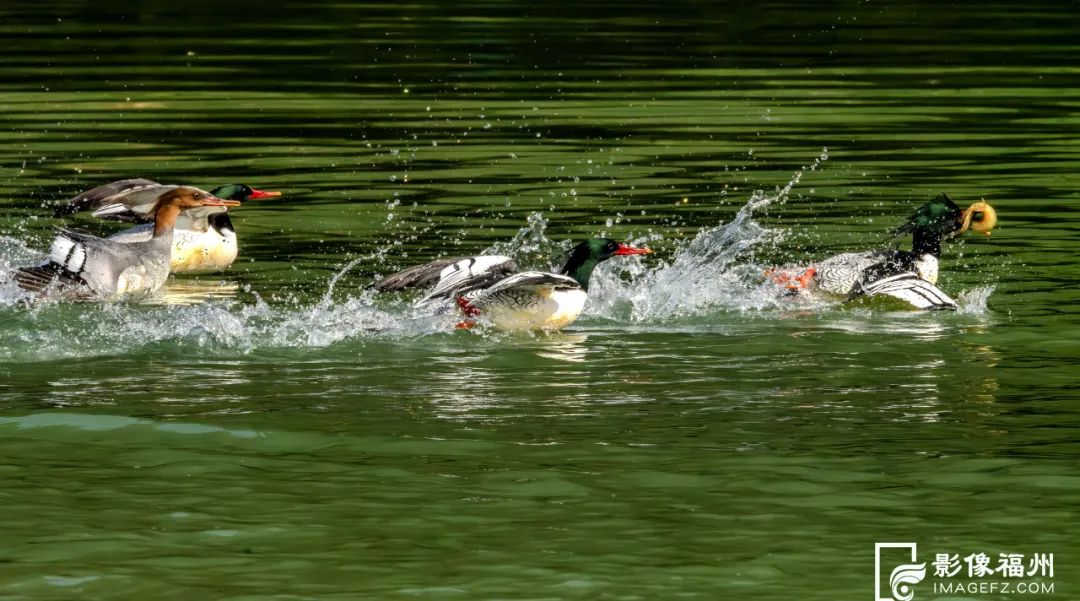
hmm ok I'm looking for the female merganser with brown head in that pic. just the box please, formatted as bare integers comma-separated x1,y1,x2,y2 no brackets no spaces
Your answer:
57,179,280,273
16,188,240,300
770,194,997,310
377,238,652,331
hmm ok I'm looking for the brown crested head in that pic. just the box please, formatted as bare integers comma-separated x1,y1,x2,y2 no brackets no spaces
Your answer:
151,187,240,237
153,186,241,213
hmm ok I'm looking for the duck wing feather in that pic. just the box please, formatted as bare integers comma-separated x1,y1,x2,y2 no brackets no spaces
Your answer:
851,272,958,310
467,271,580,308
55,179,181,222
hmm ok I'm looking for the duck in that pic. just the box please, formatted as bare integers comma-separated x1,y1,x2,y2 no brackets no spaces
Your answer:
768,194,997,310
376,238,652,331
56,179,280,273
14,188,240,300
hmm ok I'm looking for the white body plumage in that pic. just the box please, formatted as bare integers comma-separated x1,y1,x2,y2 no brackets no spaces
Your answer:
914,254,938,284
108,218,238,274
46,229,173,299
476,286,588,331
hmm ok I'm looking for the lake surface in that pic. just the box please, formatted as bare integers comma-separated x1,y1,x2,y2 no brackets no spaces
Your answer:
1,1,1078,599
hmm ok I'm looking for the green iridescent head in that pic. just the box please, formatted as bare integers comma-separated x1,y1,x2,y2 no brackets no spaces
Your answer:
209,184,282,202
559,238,651,290
892,194,965,239
890,194,999,256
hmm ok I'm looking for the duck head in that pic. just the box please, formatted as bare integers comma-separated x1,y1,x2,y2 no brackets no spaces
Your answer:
559,238,651,290
892,194,998,256
152,187,239,236
210,184,282,202
203,184,282,233
155,187,239,210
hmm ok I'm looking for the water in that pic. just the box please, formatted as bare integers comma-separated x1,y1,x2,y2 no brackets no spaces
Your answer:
1,1,1079,599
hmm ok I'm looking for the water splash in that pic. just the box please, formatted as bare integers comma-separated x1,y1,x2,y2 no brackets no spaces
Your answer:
483,211,570,271
0,235,42,306
587,153,829,321
0,232,458,361
463,151,825,322
957,285,995,315
0,289,456,362
320,249,391,308
0,148,996,361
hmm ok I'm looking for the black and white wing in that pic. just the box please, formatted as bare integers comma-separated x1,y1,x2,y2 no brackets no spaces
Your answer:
55,179,175,221
468,271,580,309
374,257,468,292
815,251,883,295
13,228,105,295
815,248,919,296
854,273,958,310
417,256,520,304
15,228,145,297
12,263,91,296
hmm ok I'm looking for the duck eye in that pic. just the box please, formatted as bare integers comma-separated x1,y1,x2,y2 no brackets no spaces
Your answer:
193,192,204,200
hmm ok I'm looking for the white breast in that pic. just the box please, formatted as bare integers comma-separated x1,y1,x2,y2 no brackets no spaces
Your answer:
109,225,238,273
170,228,238,273
482,288,587,331
915,254,939,284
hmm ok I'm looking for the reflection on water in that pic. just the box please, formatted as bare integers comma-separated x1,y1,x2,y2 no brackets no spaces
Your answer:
151,279,241,306
532,333,590,363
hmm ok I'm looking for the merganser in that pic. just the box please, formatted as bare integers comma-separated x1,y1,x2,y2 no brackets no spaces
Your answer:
376,238,652,331
15,188,239,300
57,179,280,273
769,195,997,310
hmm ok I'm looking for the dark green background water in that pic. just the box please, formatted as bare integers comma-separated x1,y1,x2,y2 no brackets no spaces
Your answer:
1,1,1078,599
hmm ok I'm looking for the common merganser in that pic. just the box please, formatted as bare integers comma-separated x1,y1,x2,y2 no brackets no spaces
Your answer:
376,238,652,331
769,195,997,310
15,188,240,300
57,179,280,273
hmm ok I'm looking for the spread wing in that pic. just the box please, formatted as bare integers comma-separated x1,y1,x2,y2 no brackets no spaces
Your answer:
414,256,519,304
374,257,469,292
15,228,146,297
54,179,173,221
12,263,92,298
467,271,580,308
853,273,958,310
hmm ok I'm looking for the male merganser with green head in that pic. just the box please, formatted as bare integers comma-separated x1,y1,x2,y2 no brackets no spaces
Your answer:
770,195,997,310
57,179,281,273
376,238,652,331
16,188,240,300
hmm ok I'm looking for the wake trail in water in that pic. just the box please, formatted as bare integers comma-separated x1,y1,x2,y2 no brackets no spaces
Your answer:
0,291,456,362
0,150,994,361
0,239,451,361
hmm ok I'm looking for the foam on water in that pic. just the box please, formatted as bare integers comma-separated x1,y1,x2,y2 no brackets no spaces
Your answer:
0,235,453,361
0,238,452,361
0,290,457,362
